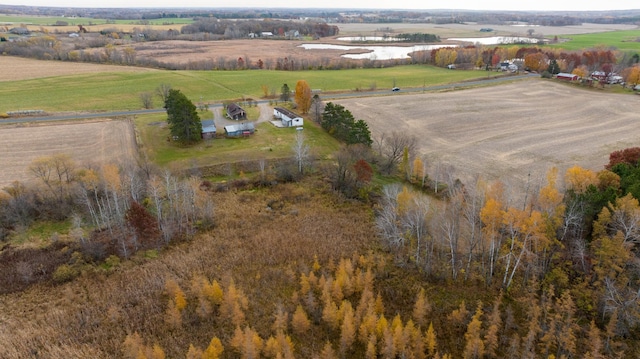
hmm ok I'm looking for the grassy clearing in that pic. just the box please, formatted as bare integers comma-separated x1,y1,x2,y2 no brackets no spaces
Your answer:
0,65,488,112
9,220,71,246
549,30,640,51
135,113,341,170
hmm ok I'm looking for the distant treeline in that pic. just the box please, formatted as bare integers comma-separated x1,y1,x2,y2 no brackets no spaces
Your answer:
181,19,339,38
396,33,440,43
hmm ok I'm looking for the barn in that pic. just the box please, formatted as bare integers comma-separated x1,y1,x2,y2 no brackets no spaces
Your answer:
226,103,246,120
201,120,217,139
556,73,579,81
224,122,255,137
273,107,303,127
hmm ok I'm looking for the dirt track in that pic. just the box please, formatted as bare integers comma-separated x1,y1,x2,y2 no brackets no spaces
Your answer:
334,79,640,195
0,119,137,189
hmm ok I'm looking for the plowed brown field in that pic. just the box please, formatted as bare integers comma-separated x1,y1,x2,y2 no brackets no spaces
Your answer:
0,119,137,189
0,56,155,82
335,79,640,195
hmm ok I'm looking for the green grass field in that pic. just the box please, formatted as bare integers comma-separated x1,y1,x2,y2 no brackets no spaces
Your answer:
549,30,640,52
0,66,488,112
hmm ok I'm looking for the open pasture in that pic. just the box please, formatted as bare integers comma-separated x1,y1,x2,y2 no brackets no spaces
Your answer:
0,57,487,112
335,79,640,195
0,119,137,189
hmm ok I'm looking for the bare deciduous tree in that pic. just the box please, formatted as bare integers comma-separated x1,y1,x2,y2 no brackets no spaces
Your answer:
139,92,154,109
155,83,172,103
292,131,310,174
375,132,418,175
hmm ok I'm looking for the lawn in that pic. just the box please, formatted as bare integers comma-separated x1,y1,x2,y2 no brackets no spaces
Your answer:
0,64,488,113
135,112,341,172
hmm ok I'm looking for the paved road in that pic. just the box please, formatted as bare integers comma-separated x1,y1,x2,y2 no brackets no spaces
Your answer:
0,73,537,125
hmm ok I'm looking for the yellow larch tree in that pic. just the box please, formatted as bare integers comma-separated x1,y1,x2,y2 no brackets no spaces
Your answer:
462,304,485,359
202,337,224,359
322,298,340,330
483,293,502,358
318,341,337,359
365,334,377,359
272,305,289,334
220,280,248,327
584,320,604,359
376,314,389,341
358,310,378,345
412,288,431,328
339,301,356,356
291,305,311,336
424,322,437,357
380,325,396,359
404,319,426,359
185,344,203,359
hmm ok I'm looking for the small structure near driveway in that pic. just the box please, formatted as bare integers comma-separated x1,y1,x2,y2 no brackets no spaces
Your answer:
201,119,217,139
226,103,246,120
556,73,579,81
224,122,255,137
273,107,303,127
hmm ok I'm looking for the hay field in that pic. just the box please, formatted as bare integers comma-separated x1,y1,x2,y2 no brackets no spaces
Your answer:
0,56,156,82
335,79,640,194
0,119,137,189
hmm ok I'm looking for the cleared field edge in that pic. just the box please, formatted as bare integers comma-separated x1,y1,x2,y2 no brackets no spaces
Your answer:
0,118,138,190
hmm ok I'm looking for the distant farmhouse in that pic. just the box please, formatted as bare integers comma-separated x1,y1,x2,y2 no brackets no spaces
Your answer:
226,103,246,120
224,122,255,138
201,119,216,139
9,27,29,35
273,107,304,127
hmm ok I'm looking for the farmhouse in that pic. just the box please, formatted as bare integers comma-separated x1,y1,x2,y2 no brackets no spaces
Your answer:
224,122,255,137
556,73,579,81
201,119,216,139
226,103,246,120
273,107,304,127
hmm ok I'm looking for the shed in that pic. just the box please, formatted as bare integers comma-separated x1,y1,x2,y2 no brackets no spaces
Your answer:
556,73,579,81
224,122,255,137
226,103,246,120
273,107,303,127
201,119,217,139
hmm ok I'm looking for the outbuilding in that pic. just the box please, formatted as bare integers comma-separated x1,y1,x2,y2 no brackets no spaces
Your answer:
556,73,579,81
273,107,303,127
226,103,246,120
201,119,217,139
224,122,255,137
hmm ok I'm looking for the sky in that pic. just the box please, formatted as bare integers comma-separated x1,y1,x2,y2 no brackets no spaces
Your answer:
1,0,639,12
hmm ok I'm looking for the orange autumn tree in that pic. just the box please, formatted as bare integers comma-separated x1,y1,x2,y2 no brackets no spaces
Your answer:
294,79,312,114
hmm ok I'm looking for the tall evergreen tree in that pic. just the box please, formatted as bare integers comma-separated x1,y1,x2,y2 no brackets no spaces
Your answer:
164,89,202,144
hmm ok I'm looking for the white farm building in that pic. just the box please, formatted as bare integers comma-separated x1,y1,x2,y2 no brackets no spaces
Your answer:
273,107,303,127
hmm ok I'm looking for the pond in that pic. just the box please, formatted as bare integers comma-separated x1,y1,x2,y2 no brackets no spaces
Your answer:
300,36,538,60
298,43,456,60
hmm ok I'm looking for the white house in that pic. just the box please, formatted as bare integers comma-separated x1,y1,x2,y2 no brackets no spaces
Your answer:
273,107,303,127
